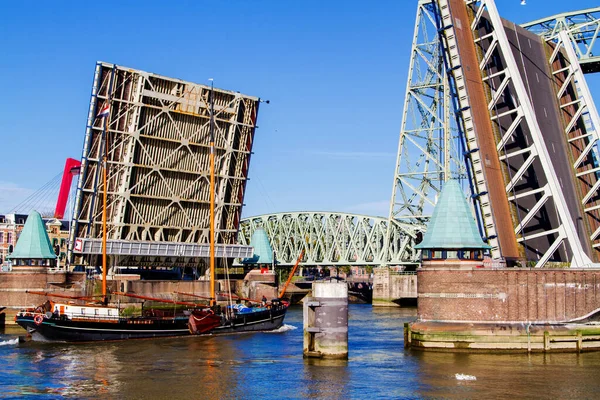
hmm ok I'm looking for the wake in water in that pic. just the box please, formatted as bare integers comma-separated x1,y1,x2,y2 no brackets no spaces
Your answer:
0,338,19,346
267,324,298,333
455,373,477,381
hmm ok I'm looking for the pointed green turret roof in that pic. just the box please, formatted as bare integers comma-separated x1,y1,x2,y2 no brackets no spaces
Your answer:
8,210,57,260
415,180,491,250
242,228,274,264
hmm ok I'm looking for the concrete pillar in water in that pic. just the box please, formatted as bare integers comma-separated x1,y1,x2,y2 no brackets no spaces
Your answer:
303,282,348,359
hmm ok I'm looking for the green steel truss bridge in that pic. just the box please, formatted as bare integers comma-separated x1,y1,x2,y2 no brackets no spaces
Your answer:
238,212,421,267
239,3,600,267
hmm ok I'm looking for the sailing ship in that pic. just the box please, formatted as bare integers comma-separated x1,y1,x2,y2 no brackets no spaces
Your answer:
16,79,288,341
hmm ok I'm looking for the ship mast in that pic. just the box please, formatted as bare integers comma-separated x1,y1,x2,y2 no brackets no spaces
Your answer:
101,105,110,305
209,79,216,307
99,68,116,306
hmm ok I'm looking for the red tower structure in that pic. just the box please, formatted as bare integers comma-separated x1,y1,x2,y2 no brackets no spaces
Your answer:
54,158,81,219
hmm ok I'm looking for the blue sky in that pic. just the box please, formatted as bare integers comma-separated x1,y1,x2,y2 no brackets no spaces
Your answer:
1,0,599,218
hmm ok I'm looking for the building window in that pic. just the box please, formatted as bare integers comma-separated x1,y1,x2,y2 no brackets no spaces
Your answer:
0,232,3,243
458,250,484,261
7,233,12,244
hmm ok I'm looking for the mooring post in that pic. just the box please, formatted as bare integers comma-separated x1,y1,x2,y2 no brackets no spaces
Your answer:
404,322,411,349
303,282,348,359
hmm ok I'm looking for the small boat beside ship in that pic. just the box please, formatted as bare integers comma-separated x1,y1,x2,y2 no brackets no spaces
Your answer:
188,299,288,335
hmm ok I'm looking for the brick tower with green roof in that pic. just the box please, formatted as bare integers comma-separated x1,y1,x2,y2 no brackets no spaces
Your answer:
415,180,491,269
7,210,56,270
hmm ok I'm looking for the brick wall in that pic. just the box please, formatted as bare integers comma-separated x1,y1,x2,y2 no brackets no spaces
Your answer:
0,271,86,308
418,268,600,323
127,280,211,299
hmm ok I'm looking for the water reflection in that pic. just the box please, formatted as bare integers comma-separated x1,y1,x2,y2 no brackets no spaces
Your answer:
108,336,244,399
412,350,600,399
302,358,350,399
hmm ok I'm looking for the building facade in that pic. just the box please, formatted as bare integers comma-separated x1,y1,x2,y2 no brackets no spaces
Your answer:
0,214,27,271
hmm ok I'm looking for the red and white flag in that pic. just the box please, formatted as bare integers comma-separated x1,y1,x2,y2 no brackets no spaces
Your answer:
97,103,110,118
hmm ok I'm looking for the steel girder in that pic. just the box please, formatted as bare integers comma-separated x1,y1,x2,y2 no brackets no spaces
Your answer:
547,32,600,252
385,0,479,263
387,0,467,226
439,0,595,267
69,62,258,267
239,212,421,266
523,7,600,73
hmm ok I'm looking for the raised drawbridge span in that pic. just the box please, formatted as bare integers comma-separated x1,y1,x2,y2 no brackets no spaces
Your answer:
240,2,600,268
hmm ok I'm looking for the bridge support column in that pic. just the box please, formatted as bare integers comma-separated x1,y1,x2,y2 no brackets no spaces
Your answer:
303,282,348,359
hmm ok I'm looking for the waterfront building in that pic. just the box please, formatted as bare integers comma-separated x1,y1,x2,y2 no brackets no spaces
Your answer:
0,214,27,271
45,219,70,268
7,210,56,270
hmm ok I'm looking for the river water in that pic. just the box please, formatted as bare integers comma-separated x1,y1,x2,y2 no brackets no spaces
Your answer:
1,305,599,399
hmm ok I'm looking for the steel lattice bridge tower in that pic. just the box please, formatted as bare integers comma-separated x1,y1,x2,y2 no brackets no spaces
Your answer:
240,1,600,267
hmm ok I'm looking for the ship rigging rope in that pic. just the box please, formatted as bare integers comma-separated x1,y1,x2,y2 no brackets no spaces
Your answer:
8,170,63,216
192,312,213,322
223,258,234,316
